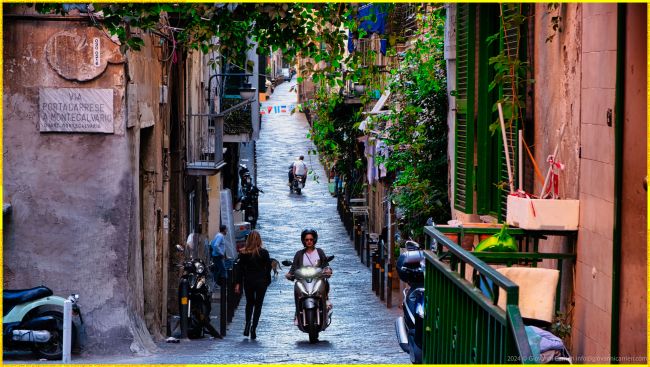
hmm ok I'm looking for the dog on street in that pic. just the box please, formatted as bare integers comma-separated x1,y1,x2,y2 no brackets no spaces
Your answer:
270,258,282,279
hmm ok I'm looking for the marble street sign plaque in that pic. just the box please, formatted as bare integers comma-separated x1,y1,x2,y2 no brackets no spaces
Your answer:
39,88,114,133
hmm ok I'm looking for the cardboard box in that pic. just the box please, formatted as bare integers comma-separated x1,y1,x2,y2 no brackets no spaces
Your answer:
506,195,579,230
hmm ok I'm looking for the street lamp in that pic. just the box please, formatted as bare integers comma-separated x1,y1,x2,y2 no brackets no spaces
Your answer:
238,82,256,101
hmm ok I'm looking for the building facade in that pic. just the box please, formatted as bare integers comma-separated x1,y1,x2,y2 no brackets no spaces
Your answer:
3,6,225,353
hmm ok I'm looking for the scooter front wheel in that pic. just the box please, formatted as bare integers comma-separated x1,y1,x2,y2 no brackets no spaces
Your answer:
305,309,319,343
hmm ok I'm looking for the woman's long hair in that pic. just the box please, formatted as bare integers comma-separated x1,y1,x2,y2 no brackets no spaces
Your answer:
241,230,263,256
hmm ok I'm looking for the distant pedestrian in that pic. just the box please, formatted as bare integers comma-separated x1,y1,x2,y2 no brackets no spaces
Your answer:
210,225,228,286
234,230,272,340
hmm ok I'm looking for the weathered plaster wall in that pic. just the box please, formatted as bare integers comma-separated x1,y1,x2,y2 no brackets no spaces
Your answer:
534,4,582,200
536,3,620,361
2,18,142,353
126,33,167,341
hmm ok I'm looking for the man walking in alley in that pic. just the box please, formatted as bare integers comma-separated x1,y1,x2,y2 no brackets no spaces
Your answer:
210,225,228,286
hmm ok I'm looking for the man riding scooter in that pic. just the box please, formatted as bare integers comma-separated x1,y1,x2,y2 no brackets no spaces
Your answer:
288,155,308,187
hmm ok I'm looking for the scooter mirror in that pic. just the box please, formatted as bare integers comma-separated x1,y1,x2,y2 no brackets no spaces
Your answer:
281,260,293,267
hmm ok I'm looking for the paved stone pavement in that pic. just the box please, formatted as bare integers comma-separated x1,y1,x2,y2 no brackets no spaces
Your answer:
5,78,411,365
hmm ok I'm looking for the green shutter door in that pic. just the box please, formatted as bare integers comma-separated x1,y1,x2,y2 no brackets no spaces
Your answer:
454,4,476,214
476,4,501,215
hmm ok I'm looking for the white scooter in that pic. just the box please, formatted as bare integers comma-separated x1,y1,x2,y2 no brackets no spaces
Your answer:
282,255,334,343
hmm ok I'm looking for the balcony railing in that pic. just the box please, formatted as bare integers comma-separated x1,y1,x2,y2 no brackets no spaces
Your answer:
186,113,225,175
185,98,253,175
422,225,534,364
421,225,576,363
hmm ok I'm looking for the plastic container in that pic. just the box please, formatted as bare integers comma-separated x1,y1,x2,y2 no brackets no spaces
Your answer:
506,195,579,230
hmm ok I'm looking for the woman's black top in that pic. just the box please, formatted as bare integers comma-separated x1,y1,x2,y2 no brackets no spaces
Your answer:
235,248,272,287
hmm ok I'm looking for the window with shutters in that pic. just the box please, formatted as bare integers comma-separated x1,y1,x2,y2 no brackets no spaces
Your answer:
453,3,475,213
454,4,528,219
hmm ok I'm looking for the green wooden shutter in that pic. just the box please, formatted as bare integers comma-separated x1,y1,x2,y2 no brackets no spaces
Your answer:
454,4,476,214
476,5,501,215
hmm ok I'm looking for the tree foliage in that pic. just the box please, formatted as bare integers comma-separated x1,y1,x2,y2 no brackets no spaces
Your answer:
30,3,365,77
365,7,450,238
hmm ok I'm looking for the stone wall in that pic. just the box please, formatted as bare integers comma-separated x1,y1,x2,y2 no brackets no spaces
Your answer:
2,15,167,354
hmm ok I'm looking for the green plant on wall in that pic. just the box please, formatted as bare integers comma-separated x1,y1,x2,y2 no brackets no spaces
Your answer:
370,6,450,239
487,4,530,137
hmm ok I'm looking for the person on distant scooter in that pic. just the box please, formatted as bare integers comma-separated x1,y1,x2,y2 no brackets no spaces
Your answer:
289,155,308,187
286,229,332,323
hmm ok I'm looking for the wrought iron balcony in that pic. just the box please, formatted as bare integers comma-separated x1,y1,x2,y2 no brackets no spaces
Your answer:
185,73,255,176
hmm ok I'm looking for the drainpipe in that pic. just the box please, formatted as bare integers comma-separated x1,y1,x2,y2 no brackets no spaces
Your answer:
610,3,625,363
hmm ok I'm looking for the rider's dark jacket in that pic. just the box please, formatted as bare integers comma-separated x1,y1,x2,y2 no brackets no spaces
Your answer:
287,248,330,276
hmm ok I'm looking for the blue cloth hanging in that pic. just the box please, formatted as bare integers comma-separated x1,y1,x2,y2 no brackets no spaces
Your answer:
348,4,389,54
358,4,387,35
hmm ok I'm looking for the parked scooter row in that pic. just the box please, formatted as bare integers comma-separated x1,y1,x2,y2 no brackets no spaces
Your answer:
3,286,83,360
394,240,425,364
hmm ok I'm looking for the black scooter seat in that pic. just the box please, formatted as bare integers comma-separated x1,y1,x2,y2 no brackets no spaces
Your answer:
3,286,53,309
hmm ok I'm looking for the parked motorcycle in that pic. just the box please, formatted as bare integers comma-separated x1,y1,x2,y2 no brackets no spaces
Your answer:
282,255,334,343
290,175,305,195
240,185,263,229
3,286,83,360
395,240,425,364
237,164,263,229
238,164,253,188
175,245,221,339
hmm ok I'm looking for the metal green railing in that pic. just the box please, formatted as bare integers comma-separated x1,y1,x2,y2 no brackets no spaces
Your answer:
422,225,535,364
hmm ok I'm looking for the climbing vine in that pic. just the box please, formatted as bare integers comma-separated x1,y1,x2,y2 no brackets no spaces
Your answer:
365,7,450,238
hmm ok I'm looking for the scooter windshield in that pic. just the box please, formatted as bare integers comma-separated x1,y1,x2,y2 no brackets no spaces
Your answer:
295,266,321,280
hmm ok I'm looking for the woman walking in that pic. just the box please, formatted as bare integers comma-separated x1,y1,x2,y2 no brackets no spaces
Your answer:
234,230,272,339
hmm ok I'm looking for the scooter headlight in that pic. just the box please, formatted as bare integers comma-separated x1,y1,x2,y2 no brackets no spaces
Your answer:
195,262,205,274
297,267,318,278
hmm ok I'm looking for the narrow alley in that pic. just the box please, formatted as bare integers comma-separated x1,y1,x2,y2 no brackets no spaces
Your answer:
32,79,410,365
